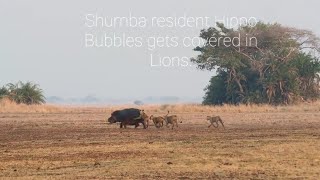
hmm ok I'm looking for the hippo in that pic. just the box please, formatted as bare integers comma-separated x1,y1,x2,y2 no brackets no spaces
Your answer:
107,108,149,129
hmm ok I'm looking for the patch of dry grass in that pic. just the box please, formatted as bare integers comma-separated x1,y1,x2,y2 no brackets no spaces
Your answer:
102,101,320,114
1,98,320,114
0,98,65,113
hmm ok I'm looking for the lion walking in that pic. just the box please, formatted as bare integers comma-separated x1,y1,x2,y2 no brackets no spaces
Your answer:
150,115,165,128
164,111,179,129
207,116,225,129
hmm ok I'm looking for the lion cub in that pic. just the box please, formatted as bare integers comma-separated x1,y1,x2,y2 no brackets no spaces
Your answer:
150,115,165,128
207,116,225,129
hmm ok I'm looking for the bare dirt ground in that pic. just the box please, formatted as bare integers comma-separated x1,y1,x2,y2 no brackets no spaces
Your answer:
0,109,320,179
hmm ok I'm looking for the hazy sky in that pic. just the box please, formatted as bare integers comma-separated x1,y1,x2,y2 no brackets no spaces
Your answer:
1,0,319,99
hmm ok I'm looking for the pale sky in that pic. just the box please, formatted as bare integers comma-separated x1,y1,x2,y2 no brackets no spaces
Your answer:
0,0,319,100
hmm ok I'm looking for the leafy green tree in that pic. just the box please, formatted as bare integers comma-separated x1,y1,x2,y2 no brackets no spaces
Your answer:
192,22,320,105
0,86,9,98
4,81,46,105
203,71,227,105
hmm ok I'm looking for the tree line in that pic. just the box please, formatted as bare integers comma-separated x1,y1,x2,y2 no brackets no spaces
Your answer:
192,22,320,105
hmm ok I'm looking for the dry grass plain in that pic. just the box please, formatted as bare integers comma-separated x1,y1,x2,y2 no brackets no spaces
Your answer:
0,102,320,179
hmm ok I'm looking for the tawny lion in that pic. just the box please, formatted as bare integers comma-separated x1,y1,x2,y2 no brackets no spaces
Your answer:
164,111,179,129
150,115,165,128
207,116,225,129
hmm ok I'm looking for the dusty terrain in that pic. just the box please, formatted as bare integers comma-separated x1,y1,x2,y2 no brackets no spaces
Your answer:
0,106,320,179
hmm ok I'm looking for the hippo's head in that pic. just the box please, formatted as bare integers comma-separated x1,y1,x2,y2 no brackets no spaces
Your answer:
107,116,117,123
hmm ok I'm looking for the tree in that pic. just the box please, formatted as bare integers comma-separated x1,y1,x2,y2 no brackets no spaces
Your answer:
191,22,320,105
1,81,46,105
134,100,144,105
0,86,9,98
203,71,227,105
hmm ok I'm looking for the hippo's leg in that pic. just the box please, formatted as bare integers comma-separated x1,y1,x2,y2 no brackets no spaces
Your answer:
120,123,123,128
135,123,140,128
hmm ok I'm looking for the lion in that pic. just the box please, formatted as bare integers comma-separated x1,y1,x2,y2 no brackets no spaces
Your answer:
140,110,149,127
207,116,225,129
150,115,165,128
164,111,179,129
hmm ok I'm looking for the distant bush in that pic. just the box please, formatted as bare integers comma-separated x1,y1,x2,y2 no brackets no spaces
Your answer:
0,81,45,105
134,100,144,105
